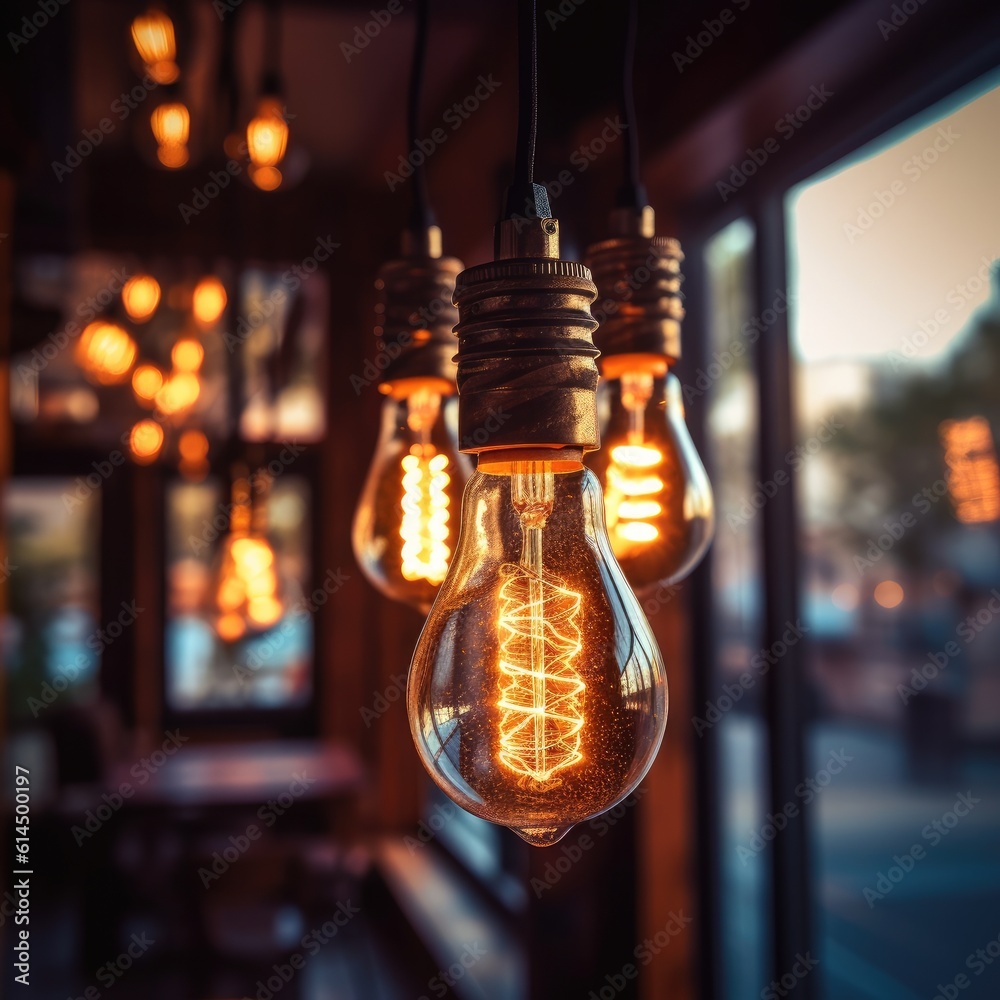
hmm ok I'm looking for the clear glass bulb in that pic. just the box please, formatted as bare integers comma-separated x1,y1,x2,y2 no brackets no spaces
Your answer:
353,384,470,613
407,456,667,846
590,370,714,592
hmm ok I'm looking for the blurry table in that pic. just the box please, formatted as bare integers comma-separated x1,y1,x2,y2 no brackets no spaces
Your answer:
108,739,366,808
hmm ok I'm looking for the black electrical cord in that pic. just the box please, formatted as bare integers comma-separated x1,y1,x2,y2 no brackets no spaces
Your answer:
502,0,549,221
617,0,647,210
407,0,434,233
262,0,283,96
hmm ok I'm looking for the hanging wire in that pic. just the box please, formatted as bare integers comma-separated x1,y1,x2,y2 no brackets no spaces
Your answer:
617,0,647,210
262,0,283,95
513,0,539,190
407,0,434,233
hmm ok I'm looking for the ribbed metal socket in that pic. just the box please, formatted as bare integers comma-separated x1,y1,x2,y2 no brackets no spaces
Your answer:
454,257,601,454
373,234,464,386
584,208,685,363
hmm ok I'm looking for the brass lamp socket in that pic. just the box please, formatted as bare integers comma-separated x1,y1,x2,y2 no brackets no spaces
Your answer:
454,216,601,455
374,225,464,388
584,206,685,365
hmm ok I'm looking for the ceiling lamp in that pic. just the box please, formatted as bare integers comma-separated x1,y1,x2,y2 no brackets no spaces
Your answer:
584,0,714,591
150,100,190,168
247,0,289,191
352,0,469,613
122,274,161,322
131,6,180,85
405,0,667,847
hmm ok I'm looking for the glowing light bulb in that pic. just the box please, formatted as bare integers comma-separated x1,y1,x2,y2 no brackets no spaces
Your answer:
408,456,666,846
178,429,210,481
354,384,468,612
246,96,289,169
132,364,164,405
122,274,161,322
171,336,204,372
155,371,200,415
76,321,137,385
151,102,189,168
249,164,282,192
590,369,714,591
212,473,285,641
131,7,179,84
129,418,164,463
585,210,714,591
192,276,227,326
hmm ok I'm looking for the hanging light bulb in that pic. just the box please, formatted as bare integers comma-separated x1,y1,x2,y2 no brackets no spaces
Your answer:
171,335,204,372
192,276,227,327
407,194,668,846
129,418,164,464
155,371,200,415
213,470,285,642
151,101,190,168
246,0,289,194
178,429,210,481
132,364,164,406
76,321,138,385
585,208,714,591
131,6,180,85
122,274,161,322
352,227,469,612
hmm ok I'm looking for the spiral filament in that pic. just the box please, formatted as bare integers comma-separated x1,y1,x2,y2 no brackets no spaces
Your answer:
496,463,586,784
399,448,451,583
604,371,666,550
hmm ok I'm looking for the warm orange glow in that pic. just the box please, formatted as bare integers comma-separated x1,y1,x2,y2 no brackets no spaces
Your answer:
249,165,283,192
147,59,180,85
400,449,451,584
192,276,227,326
132,364,164,404
131,8,175,66
215,534,283,638
151,102,189,169
178,429,209,462
831,583,860,611
122,274,161,321
496,464,586,785
129,419,164,463
940,417,1000,524
874,580,904,609
606,442,666,547
151,102,189,147
215,612,246,642
171,337,204,372
76,322,137,385
246,97,289,168
155,372,200,415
